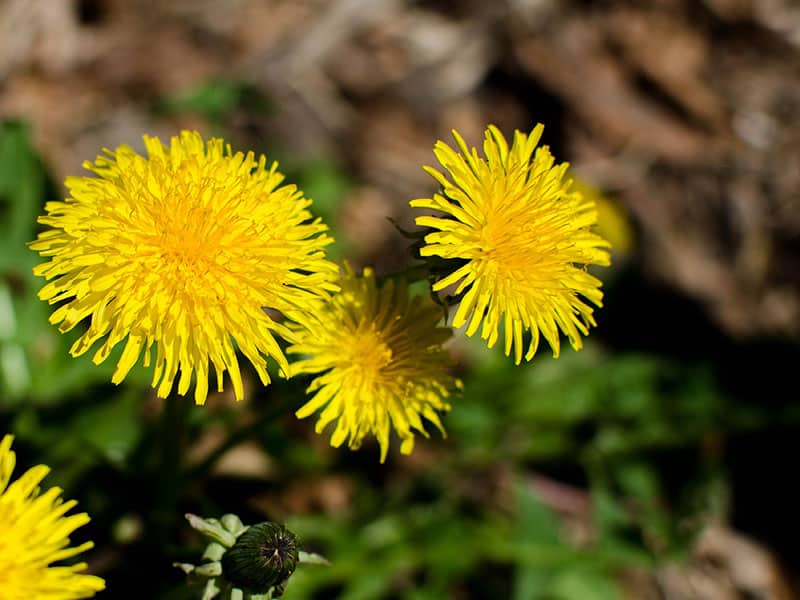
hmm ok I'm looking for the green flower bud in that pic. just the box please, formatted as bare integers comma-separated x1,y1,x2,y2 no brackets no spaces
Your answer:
221,522,299,594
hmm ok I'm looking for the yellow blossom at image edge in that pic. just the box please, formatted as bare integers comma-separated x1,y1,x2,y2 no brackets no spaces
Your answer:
0,434,104,599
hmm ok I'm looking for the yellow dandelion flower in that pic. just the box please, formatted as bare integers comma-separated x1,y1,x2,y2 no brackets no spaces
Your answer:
0,434,105,599
30,131,339,404
288,266,460,462
410,124,611,364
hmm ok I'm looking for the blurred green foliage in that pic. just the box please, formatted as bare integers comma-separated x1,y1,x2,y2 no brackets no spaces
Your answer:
280,341,735,600
0,121,153,407
156,79,273,126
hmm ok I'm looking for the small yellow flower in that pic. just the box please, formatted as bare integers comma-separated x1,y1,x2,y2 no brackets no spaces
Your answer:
30,131,339,404
411,124,611,364
570,179,634,257
0,434,105,599
288,267,460,462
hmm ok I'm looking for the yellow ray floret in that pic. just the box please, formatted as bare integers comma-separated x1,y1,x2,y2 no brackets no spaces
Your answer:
288,266,461,462
30,131,339,404
0,434,105,599
410,124,611,363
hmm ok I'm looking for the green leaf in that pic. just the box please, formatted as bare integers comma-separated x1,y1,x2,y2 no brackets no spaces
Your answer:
0,120,46,273
68,389,142,465
550,569,620,600
515,485,562,545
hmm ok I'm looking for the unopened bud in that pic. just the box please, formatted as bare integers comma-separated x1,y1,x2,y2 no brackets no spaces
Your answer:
221,522,299,594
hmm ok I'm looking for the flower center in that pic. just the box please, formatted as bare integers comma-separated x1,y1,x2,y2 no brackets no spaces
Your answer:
347,326,393,376
479,211,537,276
158,204,220,262
140,196,232,295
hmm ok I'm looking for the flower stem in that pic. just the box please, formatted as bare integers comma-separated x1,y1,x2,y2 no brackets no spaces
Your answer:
377,261,431,284
156,393,191,535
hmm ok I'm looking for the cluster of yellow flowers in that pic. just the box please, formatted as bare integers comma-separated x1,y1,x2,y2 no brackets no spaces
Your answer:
29,125,609,463
13,124,609,596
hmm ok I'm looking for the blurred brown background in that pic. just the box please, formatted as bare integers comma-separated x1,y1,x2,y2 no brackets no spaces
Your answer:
2,0,799,340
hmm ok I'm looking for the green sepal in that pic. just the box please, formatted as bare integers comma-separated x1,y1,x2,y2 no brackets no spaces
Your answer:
174,562,196,574
201,579,221,600
298,551,329,565
221,514,246,537
194,562,223,577
186,513,237,547
204,542,227,562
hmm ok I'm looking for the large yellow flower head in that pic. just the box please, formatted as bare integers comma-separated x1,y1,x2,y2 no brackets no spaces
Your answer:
30,131,339,404
410,124,611,364
0,435,105,599
288,266,460,462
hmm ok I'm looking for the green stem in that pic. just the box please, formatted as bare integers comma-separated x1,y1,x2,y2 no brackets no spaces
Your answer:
377,261,431,284
156,393,191,532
